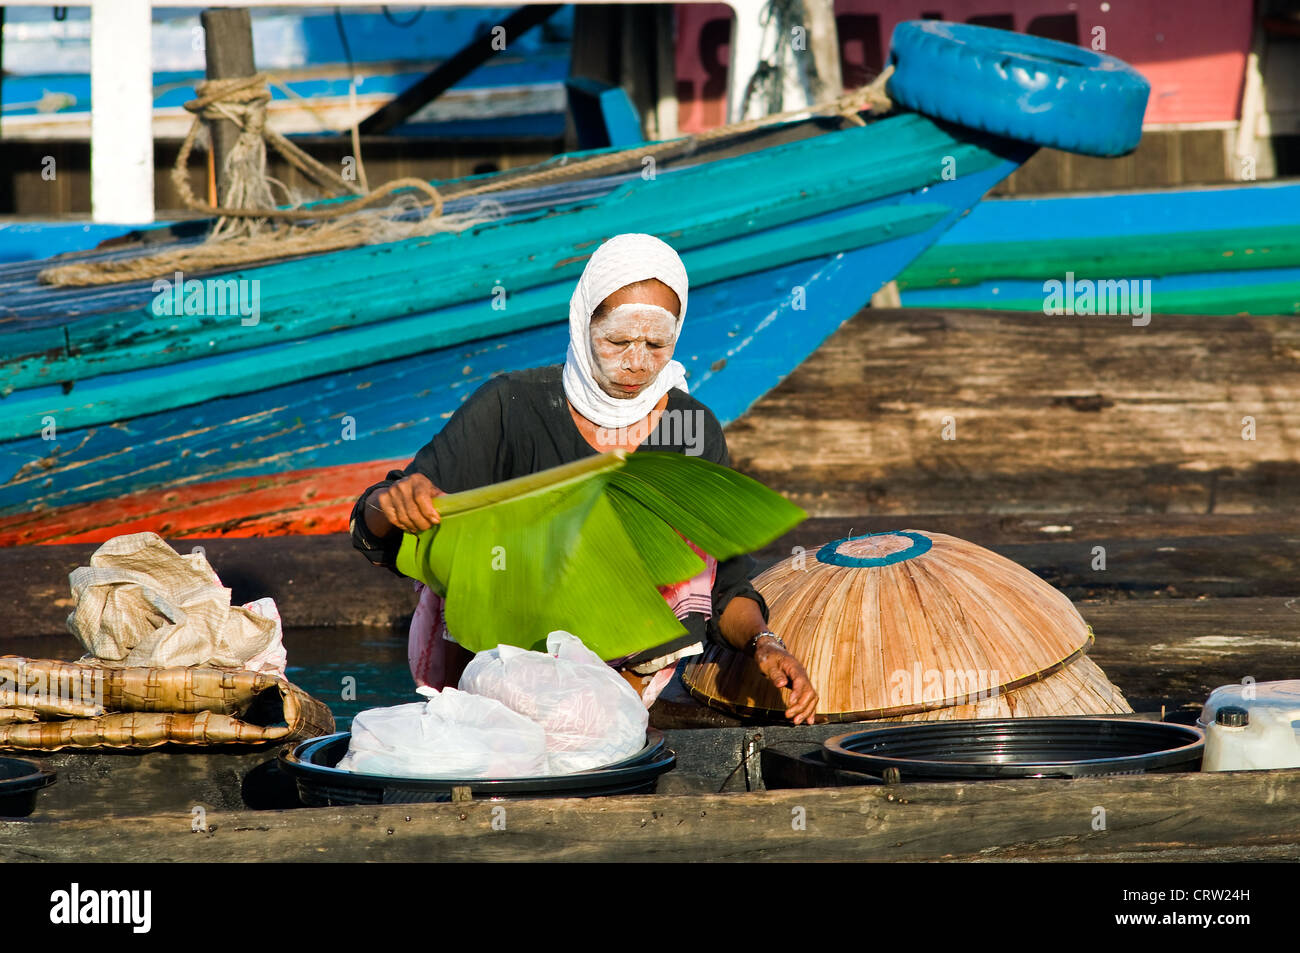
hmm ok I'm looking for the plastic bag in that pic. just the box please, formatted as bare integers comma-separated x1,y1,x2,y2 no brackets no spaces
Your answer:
66,531,286,675
459,631,649,774
337,686,548,779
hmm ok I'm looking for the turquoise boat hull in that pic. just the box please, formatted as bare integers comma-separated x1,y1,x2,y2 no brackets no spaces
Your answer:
898,180,1300,315
0,111,1030,541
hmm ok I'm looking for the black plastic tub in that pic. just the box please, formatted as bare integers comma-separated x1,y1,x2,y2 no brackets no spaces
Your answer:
823,718,1205,781
280,729,676,805
0,757,56,817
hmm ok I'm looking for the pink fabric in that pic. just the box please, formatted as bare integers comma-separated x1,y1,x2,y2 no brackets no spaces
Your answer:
408,580,450,690
640,661,680,708
659,538,717,623
407,538,717,701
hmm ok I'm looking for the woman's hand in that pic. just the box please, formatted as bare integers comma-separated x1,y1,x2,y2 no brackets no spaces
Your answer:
370,473,444,535
718,596,820,724
754,641,819,725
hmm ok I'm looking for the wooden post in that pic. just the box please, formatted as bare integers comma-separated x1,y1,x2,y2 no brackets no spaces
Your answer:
802,0,843,101
199,8,257,204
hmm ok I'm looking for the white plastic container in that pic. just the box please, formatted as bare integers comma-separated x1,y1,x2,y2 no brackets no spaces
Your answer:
1199,680,1300,772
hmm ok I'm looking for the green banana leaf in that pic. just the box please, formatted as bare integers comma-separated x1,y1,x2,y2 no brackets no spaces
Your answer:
395,450,806,659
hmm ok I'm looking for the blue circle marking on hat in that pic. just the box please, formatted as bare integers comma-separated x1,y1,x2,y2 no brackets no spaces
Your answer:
815,531,933,568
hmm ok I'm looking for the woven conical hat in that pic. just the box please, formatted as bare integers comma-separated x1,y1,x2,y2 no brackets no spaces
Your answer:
877,653,1131,722
683,530,1123,722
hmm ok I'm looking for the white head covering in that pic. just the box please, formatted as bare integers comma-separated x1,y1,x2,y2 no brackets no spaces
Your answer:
562,233,689,429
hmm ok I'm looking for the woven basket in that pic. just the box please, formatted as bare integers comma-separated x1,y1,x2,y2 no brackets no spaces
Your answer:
0,656,335,751
682,530,1132,722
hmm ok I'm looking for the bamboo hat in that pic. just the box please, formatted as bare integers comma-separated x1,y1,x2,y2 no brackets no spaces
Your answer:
682,530,1130,722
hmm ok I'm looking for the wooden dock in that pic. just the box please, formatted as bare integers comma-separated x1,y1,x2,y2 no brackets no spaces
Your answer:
725,308,1300,516
3,306,1299,861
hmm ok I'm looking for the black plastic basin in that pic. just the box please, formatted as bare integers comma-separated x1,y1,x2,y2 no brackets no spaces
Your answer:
280,729,675,806
824,718,1204,781
0,757,57,817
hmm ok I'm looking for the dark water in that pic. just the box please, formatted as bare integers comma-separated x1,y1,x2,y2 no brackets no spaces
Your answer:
7,626,419,732
282,626,418,730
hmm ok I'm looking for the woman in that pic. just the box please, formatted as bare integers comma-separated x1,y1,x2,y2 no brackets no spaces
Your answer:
350,233,819,724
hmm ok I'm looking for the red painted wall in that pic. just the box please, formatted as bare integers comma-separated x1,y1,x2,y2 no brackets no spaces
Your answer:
674,0,1253,132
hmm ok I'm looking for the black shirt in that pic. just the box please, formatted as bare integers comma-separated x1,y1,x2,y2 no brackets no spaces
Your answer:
349,364,768,668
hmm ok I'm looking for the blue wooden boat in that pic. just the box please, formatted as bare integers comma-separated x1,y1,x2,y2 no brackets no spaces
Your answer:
896,180,1300,315
0,21,1149,545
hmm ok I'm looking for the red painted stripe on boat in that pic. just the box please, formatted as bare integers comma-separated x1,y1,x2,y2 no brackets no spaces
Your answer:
0,459,406,545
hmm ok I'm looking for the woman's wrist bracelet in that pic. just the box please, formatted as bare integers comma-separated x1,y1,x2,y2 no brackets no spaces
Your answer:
746,631,785,656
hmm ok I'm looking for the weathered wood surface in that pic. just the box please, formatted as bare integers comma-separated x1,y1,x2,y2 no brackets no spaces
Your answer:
8,592,1287,732
8,516,1300,638
0,532,411,638
725,310,1300,516
654,597,1300,725
5,766,1299,863
11,723,858,824
20,748,281,822
6,518,1294,727
1083,598,1300,714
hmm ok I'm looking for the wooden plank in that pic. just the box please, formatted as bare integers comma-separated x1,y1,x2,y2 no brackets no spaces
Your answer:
753,527,1300,600
5,767,1299,862
992,535,1300,600
904,279,1300,317
0,531,418,639
1081,599,1300,714
725,309,1300,516
0,459,406,547
1,113,984,404
21,747,289,822
8,521,1300,638
751,512,1300,551
10,724,894,827
0,200,951,439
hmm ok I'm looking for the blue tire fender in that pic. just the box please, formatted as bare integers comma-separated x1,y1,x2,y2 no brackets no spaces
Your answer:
886,20,1151,157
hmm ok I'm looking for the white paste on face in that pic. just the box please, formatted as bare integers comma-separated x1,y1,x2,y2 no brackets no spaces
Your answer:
588,303,680,399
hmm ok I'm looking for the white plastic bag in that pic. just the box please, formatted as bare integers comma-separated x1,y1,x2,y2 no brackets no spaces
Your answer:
459,631,649,774
337,686,548,779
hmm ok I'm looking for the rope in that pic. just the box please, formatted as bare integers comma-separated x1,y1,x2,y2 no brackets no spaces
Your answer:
38,67,892,288
169,74,443,222
447,63,893,200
